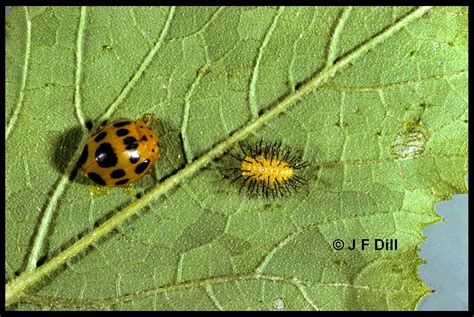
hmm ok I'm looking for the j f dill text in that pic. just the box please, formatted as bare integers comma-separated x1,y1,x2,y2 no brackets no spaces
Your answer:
332,238,398,251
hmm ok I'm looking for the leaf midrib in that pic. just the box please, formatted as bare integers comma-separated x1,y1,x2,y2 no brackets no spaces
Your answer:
5,6,432,308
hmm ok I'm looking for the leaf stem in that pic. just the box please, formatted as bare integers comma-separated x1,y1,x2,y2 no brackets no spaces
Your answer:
5,6,432,307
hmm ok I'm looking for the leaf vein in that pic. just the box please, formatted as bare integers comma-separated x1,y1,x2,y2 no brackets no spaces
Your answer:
6,6,31,141
24,6,88,274
325,6,353,68
321,70,468,93
295,281,320,310
255,227,303,275
181,37,210,163
205,284,224,310
176,254,184,284
20,273,423,309
99,6,176,122
74,6,88,131
248,6,285,119
444,76,468,104
129,8,154,47
165,7,224,43
287,8,317,91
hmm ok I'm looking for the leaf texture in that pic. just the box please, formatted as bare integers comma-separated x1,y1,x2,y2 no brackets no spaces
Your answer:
5,6,468,310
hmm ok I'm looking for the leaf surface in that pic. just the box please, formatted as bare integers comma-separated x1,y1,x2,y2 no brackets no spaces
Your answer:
5,6,468,310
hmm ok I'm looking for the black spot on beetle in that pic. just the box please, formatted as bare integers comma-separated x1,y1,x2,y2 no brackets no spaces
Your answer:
113,121,131,128
95,143,118,168
126,143,139,150
78,145,88,166
88,172,106,186
135,159,150,174
141,135,148,141
124,136,137,145
85,121,94,131
128,150,141,164
94,131,107,142
110,169,126,179
124,136,139,150
115,178,130,186
116,129,129,137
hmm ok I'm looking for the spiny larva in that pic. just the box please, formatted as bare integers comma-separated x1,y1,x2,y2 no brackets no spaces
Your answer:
228,140,309,199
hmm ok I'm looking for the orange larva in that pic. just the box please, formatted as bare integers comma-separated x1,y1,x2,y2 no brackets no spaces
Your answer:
229,140,309,199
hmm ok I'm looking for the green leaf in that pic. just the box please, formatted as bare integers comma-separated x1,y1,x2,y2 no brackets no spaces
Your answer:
6,6,467,310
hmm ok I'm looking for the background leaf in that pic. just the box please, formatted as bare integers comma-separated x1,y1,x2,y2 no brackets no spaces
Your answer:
5,6,468,310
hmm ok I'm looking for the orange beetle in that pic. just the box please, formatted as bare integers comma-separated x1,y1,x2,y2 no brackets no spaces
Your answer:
79,115,159,187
